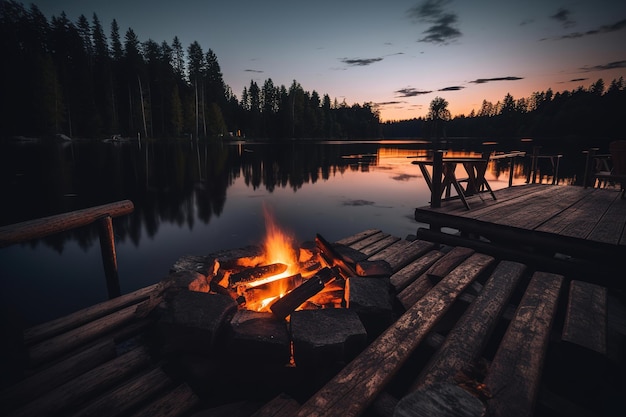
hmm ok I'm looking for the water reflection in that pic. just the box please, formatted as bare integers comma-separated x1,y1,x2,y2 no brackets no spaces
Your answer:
0,138,584,325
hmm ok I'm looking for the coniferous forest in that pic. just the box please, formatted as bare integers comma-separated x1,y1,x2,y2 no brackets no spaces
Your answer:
1,1,625,141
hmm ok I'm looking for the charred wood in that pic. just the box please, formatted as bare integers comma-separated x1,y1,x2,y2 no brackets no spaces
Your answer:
269,267,337,320
315,234,357,277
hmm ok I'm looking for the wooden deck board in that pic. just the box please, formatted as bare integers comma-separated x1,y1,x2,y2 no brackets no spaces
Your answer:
536,188,618,239
562,280,607,355
484,272,564,417
460,185,556,220
477,186,588,229
588,193,626,245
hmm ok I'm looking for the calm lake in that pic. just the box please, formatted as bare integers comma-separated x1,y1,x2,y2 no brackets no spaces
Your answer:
0,138,591,326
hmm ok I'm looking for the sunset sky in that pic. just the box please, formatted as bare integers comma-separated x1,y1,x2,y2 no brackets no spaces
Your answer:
33,0,626,121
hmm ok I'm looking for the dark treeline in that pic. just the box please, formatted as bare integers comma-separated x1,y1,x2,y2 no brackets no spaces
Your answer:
383,77,626,140
3,2,625,142
0,1,380,140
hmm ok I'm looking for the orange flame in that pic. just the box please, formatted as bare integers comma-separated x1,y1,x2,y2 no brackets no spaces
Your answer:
236,204,299,311
262,203,298,278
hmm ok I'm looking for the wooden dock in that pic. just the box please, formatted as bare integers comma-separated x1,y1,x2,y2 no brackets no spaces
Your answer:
414,184,626,287
1,229,624,417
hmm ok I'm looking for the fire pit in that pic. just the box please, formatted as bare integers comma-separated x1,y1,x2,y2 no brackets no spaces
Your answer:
156,208,395,373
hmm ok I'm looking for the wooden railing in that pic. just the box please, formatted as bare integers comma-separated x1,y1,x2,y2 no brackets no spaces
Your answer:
0,200,135,298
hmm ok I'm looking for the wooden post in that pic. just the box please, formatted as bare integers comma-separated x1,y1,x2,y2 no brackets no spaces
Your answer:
553,155,562,185
529,146,540,184
98,216,121,298
508,156,515,188
582,148,597,188
431,151,443,208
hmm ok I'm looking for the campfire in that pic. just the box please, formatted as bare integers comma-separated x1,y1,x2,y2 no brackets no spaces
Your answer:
204,205,350,319
160,209,395,370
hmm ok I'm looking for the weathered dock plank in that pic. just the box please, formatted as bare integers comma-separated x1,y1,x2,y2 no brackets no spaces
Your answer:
350,232,389,251
368,239,436,273
587,195,626,245
335,229,381,246
483,271,563,417
536,188,618,239
453,184,555,219
71,367,172,417
389,250,444,293
562,280,607,355
477,185,587,229
358,234,401,256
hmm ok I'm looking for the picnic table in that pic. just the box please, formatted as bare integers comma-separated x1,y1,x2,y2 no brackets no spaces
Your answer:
412,156,496,210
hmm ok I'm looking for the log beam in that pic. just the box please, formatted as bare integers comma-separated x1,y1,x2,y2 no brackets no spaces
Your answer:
0,200,134,247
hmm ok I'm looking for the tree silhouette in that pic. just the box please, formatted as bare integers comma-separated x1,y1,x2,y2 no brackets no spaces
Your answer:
427,96,451,141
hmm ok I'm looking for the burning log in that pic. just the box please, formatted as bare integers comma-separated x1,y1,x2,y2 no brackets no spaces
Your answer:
315,234,357,277
238,273,303,311
270,267,337,320
298,259,322,278
306,290,345,308
228,263,288,287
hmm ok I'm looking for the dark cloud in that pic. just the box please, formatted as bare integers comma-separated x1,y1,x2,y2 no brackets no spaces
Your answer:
340,57,384,66
519,18,534,26
244,69,264,73
580,60,626,72
569,77,588,82
407,0,462,45
438,86,465,91
395,87,432,97
376,101,405,106
547,18,626,40
550,8,575,28
469,76,524,84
